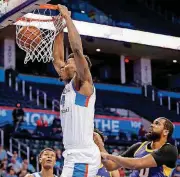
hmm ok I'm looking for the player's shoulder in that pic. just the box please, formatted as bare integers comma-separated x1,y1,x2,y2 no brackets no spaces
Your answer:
161,142,178,152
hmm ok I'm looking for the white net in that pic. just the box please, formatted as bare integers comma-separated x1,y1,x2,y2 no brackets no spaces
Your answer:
15,6,66,64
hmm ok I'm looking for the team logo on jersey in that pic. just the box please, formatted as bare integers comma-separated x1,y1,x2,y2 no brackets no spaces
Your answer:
60,95,65,107
63,88,70,94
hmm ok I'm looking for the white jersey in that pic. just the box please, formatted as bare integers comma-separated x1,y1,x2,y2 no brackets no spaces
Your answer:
60,78,96,150
32,172,57,177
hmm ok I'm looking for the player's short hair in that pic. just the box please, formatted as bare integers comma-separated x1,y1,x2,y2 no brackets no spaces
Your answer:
94,128,105,142
38,148,56,160
68,53,92,69
161,117,174,139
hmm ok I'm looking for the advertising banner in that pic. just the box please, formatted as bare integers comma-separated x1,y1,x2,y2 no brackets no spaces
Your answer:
0,106,180,138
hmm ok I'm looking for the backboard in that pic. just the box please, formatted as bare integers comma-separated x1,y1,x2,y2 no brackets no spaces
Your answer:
0,0,50,29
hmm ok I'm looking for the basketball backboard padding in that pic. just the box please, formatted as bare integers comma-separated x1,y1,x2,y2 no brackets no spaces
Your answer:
0,0,50,29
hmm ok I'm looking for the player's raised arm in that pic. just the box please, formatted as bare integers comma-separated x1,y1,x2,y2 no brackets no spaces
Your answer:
52,32,65,75
58,5,92,84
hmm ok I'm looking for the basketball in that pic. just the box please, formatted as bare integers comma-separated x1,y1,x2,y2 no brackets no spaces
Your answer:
17,26,42,51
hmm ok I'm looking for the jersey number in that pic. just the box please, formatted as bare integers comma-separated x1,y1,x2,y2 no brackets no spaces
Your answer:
139,168,149,177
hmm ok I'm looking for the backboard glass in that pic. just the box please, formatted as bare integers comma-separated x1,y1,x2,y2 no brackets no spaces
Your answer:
0,0,50,29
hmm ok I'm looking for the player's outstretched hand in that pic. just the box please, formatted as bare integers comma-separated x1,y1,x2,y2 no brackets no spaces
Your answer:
57,4,71,19
101,152,109,162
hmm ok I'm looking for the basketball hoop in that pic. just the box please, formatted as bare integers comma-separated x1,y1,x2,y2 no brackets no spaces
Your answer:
15,4,66,64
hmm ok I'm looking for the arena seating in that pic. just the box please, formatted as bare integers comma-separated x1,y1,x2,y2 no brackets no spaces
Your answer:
13,78,179,121
23,81,120,116
20,139,63,156
0,83,43,109
64,0,180,36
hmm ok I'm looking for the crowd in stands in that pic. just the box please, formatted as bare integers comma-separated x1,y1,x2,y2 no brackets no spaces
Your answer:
1,141,180,177
0,146,64,177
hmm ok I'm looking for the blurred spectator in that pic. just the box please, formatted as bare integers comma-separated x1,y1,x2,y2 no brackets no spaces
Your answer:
8,157,22,174
112,149,119,156
118,167,125,177
0,160,6,177
0,146,7,161
170,161,180,177
6,165,17,177
3,103,26,147
138,125,147,140
12,103,25,132
55,149,63,171
36,117,48,127
21,159,35,173
35,117,48,137
18,169,28,177
176,154,180,165
50,117,62,138
12,151,22,163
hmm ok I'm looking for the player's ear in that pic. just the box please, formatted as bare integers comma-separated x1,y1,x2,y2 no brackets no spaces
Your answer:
164,130,169,136
39,157,42,164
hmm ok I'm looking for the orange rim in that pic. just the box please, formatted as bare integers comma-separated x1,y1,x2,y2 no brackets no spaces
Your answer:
39,4,58,10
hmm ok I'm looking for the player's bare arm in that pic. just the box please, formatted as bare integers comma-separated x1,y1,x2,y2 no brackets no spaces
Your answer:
93,132,120,171
58,5,93,92
52,32,65,75
24,174,34,177
101,152,157,170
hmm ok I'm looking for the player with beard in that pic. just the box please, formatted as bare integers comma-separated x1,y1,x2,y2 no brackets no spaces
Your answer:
25,148,57,177
94,117,178,177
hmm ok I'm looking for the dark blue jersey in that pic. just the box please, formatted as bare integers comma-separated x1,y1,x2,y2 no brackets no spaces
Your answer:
125,141,177,177
96,164,112,177
130,141,164,177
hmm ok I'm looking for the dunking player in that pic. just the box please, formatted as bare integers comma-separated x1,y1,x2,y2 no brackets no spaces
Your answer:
94,129,120,177
94,117,178,177
25,148,57,177
52,4,100,177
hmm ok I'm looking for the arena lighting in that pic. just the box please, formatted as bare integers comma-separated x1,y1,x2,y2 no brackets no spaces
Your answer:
81,10,85,13
125,58,129,63
63,20,180,51
173,60,177,63
13,13,180,51
96,48,101,52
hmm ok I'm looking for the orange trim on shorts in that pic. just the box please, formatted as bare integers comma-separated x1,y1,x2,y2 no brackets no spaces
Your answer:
84,164,88,177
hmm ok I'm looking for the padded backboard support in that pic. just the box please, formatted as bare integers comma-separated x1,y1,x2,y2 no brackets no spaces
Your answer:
0,0,50,29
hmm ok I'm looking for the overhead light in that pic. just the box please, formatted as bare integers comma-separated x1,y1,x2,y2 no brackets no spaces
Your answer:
173,60,177,63
81,10,85,13
125,58,129,63
96,48,101,52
